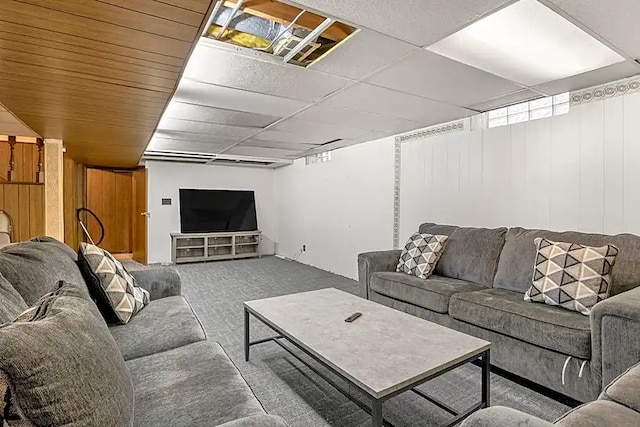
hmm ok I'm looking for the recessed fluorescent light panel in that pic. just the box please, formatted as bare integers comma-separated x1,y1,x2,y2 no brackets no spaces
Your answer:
426,0,625,86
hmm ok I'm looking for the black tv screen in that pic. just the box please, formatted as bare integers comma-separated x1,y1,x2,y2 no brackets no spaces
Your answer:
179,189,258,233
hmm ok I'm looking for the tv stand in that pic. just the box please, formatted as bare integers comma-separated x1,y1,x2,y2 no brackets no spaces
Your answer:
171,231,261,264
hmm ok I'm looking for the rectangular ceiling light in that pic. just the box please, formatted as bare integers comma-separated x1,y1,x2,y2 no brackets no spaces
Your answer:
426,0,625,86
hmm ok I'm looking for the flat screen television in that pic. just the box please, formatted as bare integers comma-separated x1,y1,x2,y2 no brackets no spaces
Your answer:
179,189,258,233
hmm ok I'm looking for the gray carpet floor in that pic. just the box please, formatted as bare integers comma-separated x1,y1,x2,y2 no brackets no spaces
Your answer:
153,257,570,426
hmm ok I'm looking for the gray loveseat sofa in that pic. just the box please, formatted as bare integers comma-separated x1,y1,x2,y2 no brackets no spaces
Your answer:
358,223,640,403
0,237,287,427
461,361,640,426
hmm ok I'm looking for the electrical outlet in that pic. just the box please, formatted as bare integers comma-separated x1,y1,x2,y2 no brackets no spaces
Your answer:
302,245,306,252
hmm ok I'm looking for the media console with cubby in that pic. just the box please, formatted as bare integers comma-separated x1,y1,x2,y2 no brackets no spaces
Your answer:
171,231,261,264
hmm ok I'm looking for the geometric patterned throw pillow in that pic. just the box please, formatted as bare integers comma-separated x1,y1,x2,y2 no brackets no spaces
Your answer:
524,237,619,315
77,242,149,324
396,233,448,279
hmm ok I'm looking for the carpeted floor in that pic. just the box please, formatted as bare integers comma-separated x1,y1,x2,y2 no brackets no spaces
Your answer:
147,257,571,426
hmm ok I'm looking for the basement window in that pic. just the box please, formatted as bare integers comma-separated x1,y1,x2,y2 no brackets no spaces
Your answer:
203,0,356,67
305,151,331,165
488,93,570,128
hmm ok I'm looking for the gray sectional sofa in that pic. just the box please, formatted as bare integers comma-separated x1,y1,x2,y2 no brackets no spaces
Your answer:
0,237,287,427
462,361,640,426
358,223,640,403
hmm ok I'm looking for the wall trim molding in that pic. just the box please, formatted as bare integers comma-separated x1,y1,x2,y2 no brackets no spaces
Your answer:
571,75,640,105
393,138,401,249
396,120,465,143
393,119,465,247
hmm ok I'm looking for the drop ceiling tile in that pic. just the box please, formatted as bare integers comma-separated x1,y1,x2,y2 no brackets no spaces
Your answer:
549,0,640,58
288,0,513,46
321,83,474,124
270,117,371,140
252,130,329,145
148,138,233,153
153,130,242,145
293,105,423,132
242,138,319,151
174,79,309,117
0,112,17,123
466,89,541,111
0,123,38,137
309,29,418,80
157,118,257,139
163,102,279,128
365,50,523,106
224,145,300,158
532,61,640,95
184,41,351,102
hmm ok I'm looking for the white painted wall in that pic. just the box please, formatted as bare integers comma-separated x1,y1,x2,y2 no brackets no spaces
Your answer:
274,138,395,279
145,91,640,277
400,92,640,238
146,161,276,264
274,91,640,280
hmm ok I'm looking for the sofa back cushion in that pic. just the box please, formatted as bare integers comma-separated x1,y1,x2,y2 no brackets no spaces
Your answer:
0,273,27,323
494,227,640,295
418,223,507,287
0,281,133,426
0,237,88,305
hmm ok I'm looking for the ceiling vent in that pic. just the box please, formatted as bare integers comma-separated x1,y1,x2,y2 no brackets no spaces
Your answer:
319,138,342,146
142,149,294,169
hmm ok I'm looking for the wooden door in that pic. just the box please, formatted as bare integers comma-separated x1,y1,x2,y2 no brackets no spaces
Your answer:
132,168,147,264
86,168,132,253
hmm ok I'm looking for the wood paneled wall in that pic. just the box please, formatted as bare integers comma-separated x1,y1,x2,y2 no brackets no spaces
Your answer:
86,168,133,254
63,154,86,250
0,183,44,241
0,142,40,182
0,141,45,241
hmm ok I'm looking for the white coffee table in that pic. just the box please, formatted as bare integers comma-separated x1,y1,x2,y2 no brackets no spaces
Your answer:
244,288,491,427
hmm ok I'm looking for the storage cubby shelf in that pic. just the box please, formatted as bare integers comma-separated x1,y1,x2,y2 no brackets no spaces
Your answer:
171,231,261,264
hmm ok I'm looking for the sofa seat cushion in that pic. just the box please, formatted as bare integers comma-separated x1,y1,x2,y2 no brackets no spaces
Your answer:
127,341,264,427
555,400,640,427
449,288,591,359
370,272,485,314
600,361,640,412
109,296,206,360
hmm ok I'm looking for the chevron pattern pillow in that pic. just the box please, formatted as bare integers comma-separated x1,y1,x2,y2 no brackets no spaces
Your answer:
78,243,149,324
396,233,448,279
524,237,619,315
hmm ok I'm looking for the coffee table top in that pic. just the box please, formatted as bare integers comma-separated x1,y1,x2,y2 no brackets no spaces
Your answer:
244,288,490,399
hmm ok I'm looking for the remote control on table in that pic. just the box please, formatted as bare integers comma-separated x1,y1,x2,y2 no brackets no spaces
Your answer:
344,312,362,323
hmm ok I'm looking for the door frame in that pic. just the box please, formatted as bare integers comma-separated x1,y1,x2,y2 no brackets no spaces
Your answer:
132,167,147,264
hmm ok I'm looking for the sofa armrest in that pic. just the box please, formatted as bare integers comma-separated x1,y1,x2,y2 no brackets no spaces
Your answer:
216,414,289,427
460,407,555,427
130,268,181,301
357,250,401,299
591,286,640,386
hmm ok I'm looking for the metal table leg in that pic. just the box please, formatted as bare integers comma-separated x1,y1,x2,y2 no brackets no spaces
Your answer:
244,307,250,362
372,399,383,427
482,350,490,408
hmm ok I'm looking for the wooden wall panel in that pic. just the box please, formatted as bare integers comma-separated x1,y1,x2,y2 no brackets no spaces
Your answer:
63,154,86,250
0,183,45,241
86,168,133,253
0,142,40,182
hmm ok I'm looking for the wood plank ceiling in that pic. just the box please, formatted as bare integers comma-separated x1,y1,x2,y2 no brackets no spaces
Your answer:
0,0,215,167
